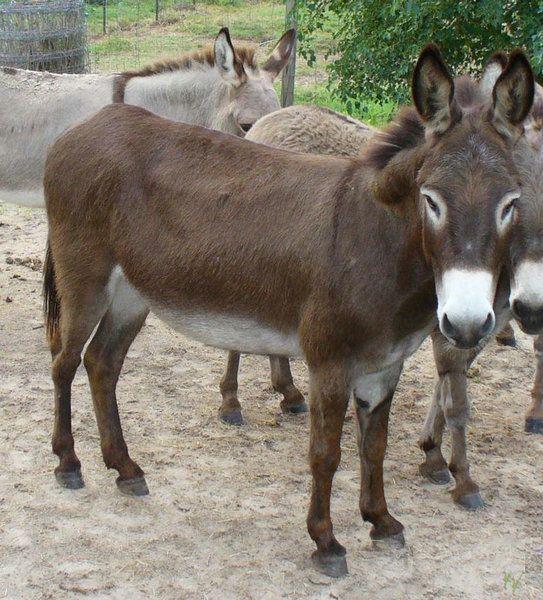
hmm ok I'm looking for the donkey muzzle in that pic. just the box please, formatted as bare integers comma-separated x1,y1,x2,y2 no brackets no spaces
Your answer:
440,311,495,349
511,300,543,335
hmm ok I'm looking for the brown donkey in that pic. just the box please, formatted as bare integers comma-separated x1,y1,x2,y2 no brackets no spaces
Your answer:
43,47,534,577
417,56,543,508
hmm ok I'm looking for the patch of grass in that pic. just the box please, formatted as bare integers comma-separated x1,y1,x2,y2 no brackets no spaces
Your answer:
295,84,396,127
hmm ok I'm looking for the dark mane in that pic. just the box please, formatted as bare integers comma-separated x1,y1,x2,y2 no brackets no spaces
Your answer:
112,44,257,102
363,75,483,170
362,107,424,170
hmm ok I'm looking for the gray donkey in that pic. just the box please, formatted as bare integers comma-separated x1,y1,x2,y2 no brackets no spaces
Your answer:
0,28,294,208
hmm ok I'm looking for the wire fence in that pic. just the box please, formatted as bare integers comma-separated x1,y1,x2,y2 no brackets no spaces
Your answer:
0,0,88,73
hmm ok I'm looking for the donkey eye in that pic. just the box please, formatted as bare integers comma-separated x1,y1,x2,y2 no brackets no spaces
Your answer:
501,199,517,221
424,195,440,217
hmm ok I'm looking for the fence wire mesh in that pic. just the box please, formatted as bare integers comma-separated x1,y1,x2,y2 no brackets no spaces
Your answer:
0,0,88,72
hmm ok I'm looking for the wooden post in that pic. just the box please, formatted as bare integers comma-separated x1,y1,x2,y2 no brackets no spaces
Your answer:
281,0,296,107
155,0,160,22
102,0,107,34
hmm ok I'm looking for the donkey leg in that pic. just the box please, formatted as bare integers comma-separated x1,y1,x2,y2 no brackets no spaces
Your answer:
495,322,517,347
355,364,405,545
430,333,483,509
526,334,543,434
84,277,150,496
418,386,451,485
306,364,349,578
219,352,243,426
269,355,307,414
51,291,109,489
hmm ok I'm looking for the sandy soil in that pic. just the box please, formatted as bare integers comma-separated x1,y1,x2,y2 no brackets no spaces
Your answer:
1,202,542,599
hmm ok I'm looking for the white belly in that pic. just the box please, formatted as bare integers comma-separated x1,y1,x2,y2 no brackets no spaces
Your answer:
150,305,302,357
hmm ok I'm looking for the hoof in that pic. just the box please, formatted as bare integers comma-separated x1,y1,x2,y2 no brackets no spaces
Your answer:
427,468,452,485
525,418,543,434
311,550,348,578
116,476,149,497
55,469,84,490
419,463,451,485
455,491,484,511
371,531,405,548
496,335,516,348
219,409,244,426
281,400,308,415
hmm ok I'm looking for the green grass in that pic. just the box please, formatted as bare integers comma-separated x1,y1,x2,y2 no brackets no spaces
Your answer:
85,0,397,124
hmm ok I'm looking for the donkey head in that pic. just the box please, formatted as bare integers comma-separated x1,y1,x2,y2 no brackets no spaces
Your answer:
480,54,543,333
413,46,534,348
214,28,295,136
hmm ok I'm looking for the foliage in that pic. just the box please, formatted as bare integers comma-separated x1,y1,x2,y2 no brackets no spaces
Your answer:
298,0,543,105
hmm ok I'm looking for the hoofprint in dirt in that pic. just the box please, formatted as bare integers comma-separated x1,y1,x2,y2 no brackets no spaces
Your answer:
0,202,542,599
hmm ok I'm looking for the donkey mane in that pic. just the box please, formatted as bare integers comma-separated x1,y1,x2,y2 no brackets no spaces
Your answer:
363,76,482,170
113,43,258,102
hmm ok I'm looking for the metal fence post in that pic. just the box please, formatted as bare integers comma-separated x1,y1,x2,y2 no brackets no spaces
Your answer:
281,0,296,107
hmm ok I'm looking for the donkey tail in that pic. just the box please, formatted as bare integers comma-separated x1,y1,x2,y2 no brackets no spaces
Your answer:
43,239,60,339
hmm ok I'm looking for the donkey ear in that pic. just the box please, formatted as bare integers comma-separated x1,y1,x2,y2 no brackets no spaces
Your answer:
491,50,534,139
412,44,456,136
479,52,507,98
262,29,296,81
214,27,246,86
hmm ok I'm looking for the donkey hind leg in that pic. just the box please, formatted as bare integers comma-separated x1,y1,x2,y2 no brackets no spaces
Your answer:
306,364,350,578
83,273,150,495
219,352,244,425
495,322,517,347
424,333,483,510
355,364,405,547
51,287,110,490
269,355,307,414
526,334,543,434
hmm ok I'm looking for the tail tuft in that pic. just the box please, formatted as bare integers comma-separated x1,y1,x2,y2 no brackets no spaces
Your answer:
43,240,60,339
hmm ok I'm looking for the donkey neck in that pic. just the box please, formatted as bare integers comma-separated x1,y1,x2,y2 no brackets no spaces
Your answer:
123,67,232,131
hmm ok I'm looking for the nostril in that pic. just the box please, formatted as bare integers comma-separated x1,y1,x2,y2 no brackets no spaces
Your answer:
480,312,494,337
513,299,530,320
441,313,457,339
240,123,252,133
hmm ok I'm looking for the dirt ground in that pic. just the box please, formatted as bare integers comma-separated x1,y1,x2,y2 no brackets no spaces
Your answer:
1,202,542,599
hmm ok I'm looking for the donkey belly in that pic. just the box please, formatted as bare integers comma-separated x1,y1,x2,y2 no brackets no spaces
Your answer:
150,305,302,357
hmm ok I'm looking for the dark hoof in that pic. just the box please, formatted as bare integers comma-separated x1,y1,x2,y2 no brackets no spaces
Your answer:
427,468,452,485
496,335,516,348
55,469,84,490
116,476,149,496
311,551,348,578
371,531,406,548
281,401,308,415
525,418,543,434
419,463,451,485
455,492,484,511
220,409,244,426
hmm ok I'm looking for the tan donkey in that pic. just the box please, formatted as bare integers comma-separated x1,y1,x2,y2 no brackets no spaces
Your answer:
43,47,534,576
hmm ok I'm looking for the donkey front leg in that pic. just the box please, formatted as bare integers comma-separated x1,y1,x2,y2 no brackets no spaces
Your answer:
419,333,483,509
526,334,543,434
495,322,517,347
269,355,308,414
219,352,244,425
306,364,349,577
354,365,405,545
